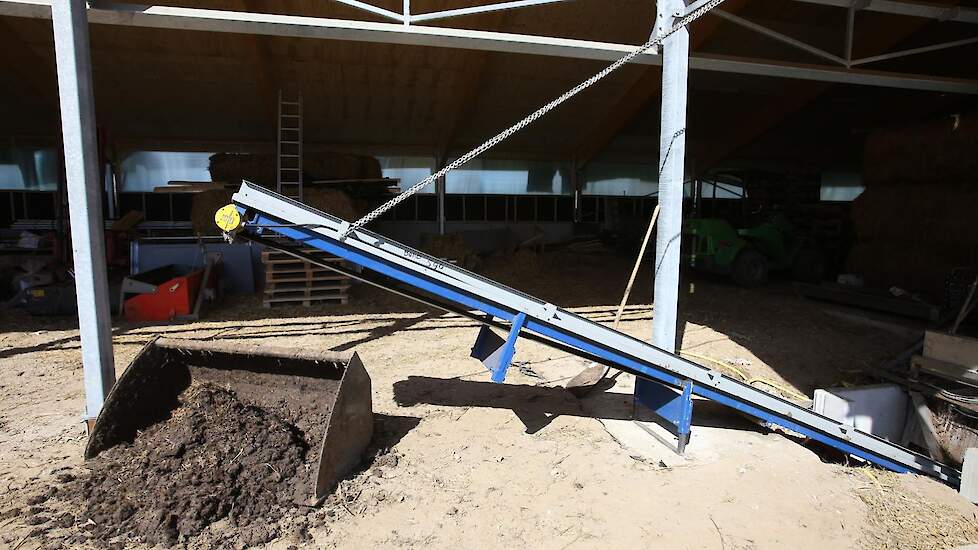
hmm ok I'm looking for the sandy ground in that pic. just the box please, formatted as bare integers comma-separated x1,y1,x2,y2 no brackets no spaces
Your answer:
1,254,977,549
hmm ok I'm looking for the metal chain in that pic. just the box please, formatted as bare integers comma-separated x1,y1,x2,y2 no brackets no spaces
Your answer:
658,128,686,179
343,0,727,237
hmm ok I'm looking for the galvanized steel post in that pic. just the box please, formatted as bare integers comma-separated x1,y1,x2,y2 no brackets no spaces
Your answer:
650,0,689,354
52,0,116,422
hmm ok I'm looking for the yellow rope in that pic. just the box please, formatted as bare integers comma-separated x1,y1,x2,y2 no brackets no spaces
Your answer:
857,467,884,494
678,350,810,403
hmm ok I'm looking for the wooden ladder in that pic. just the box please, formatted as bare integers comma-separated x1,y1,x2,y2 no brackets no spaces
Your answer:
277,90,303,201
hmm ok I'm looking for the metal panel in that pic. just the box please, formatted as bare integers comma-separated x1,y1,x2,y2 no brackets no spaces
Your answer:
230,182,959,485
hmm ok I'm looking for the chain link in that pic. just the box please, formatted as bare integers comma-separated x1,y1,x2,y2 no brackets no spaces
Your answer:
343,0,727,237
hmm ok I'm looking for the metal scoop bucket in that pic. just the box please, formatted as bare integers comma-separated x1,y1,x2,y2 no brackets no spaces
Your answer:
84,337,373,504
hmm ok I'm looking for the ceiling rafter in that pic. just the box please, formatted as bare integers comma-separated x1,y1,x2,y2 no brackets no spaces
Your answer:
693,7,940,174
570,0,749,169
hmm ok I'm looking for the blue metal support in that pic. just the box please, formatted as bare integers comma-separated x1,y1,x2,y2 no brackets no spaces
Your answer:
493,313,526,382
635,379,694,454
470,314,527,382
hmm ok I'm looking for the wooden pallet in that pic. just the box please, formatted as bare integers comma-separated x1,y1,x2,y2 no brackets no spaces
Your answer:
265,280,351,293
261,247,345,259
261,247,352,308
265,271,349,284
263,289,350,308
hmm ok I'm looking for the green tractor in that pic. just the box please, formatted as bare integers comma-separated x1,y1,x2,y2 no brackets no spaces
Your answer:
682,214,824,287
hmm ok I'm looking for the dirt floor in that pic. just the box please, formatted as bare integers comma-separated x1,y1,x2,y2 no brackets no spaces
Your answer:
2,251,977,549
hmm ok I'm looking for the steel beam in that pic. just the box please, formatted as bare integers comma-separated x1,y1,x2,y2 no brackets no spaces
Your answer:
333,0,403,23
850,35,978,66
691,52,978,93
2,1,978,94
51,0,116,422
791,0,978,24
845,5,855,65
712,8,848,65
650,0,687,355
410,0,570,23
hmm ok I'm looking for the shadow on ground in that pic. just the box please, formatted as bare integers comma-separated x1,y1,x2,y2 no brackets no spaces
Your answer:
393,376,765,436
1,250,917,398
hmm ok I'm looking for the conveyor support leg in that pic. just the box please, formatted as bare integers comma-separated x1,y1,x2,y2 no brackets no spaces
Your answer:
635,378,694,454
470,313,527,383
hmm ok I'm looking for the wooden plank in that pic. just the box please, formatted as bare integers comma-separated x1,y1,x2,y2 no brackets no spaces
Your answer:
924,330,978,368
261,256,346,265
264,281,351,294
911,355,978,388
153,182,229,193
265,264,338,274
795,282,941,322
961,448,978,504
265,272,349,284
909,391,949,463
264,261,342,271
262,247,344,257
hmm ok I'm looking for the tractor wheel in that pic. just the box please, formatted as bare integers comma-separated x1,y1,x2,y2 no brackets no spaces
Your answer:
731,248,769,287
792,249,825,283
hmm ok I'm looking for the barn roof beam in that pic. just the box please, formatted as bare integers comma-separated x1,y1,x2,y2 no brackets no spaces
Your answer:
410,0,572,24
334,0,403,23
791,0,978,25
850,35,978,65
712,8,848,65
1,1,977,95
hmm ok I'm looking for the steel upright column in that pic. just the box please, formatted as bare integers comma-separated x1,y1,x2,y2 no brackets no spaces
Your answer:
52,0,116,423
650,0,689,354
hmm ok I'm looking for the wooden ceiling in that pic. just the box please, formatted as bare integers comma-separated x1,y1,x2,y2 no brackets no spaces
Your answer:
1,0,976,171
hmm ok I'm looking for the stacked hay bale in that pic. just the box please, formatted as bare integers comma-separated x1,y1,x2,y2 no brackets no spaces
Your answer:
192,151,380,235
190,189,235,236
207,153,276,187
208,151,381,187
304,188,365,222
849,113,978,300
189,188,366,235
421,233,482,271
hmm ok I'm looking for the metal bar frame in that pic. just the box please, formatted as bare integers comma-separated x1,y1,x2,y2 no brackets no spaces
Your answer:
712,8,848,65
409,0,571,23
332,0,572,24
845,5,855,66
333,0,403,22
850,36,978,66
791,0,978,25
2,1,977,94
229,181,960,485
51,0,116,422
